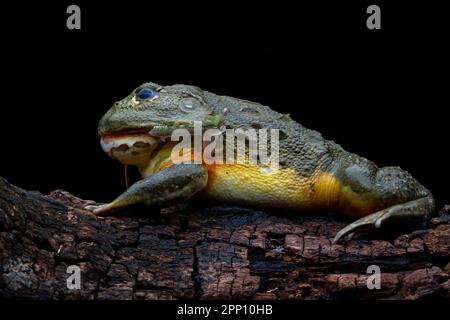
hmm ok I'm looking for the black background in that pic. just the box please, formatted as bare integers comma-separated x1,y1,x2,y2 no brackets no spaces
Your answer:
1,299,447,319
0,1,448,208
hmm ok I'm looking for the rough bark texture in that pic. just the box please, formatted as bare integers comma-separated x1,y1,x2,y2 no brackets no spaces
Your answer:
1,176,449,300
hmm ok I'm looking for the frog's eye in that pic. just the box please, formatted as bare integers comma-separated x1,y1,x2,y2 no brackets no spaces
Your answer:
179,97,200,112
136,87,158,100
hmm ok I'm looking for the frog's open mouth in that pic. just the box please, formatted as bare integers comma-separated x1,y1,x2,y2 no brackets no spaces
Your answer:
98,119,219,166
100,128,162,166
100,124,187,140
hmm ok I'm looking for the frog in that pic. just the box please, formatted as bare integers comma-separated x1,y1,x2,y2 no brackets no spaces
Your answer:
87,82,435,243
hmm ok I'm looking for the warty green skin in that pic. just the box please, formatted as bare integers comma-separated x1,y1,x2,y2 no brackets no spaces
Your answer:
92,82,435,242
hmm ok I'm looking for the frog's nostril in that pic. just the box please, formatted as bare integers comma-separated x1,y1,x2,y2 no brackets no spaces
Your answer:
114,101,120,106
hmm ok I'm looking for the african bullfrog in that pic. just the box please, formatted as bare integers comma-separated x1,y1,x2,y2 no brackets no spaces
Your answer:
87,82,435,243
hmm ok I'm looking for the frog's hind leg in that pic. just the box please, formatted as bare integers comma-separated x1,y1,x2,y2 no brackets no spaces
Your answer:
332,165,435,243
333,195,434,243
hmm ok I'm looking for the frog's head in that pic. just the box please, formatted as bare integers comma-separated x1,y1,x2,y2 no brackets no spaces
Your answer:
98,82,224,166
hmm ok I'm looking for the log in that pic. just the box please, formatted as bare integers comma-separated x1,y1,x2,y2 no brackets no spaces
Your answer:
0,176,449,300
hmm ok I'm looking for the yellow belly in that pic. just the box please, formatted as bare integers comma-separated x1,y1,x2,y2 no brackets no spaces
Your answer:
199,163,316,210
201,164,377,217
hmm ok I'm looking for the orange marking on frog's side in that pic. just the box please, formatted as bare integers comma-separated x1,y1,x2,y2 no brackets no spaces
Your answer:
312,172,377,218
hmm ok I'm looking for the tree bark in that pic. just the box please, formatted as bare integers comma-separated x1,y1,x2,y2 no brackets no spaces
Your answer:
0,176,449,300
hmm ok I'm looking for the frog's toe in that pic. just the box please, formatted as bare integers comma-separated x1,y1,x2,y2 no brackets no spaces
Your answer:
84,203,114,215
333,210,386,243
85,204,102,211
333,196,434,244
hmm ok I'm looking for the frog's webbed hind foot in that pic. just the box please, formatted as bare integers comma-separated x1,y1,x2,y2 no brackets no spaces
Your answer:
333,196,435,243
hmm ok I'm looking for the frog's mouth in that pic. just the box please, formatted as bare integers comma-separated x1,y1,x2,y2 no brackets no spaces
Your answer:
100,129,163,166
99,117,224,166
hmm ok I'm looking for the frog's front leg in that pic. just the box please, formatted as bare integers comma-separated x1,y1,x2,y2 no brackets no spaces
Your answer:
86,164,208,215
